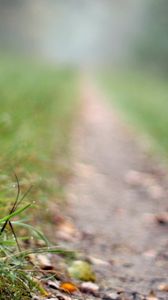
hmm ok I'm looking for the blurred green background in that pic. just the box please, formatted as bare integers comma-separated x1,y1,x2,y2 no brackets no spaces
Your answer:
0,0,167,215
0,2,167,297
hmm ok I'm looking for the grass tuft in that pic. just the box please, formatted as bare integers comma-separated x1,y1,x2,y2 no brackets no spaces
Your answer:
0,56,78,299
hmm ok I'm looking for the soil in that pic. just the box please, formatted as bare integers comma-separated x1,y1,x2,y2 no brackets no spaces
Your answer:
64,80,168,299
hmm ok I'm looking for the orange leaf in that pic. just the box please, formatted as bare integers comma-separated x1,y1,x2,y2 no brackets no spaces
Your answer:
60,282,78,293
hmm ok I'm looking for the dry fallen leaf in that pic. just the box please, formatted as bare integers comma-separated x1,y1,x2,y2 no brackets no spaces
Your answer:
59,282,78,293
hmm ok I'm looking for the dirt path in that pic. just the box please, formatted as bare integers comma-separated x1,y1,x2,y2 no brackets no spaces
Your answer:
65,81,168,298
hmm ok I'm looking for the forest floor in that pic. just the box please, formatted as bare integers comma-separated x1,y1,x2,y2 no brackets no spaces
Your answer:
57,80,168,300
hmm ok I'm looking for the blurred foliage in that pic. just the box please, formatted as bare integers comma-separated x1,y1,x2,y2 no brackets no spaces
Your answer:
101,71,168,156
68,260,96,282
0,57,77,299
0,56,77,223
135,0,168,74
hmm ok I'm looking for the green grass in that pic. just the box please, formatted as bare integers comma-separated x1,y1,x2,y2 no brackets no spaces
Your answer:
0,57,77,210
0,56,78,298
100,70,168,156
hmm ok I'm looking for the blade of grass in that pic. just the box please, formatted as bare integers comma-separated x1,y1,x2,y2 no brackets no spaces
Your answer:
0,203,32,224
3,247,76,262
13,221,50,246
9,221,21,252
0,173,21,234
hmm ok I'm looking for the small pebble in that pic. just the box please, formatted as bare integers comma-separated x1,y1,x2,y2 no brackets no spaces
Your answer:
80,281,99,295
47,280,60,290
102,292,120,300
32,296,40,300
158,283,168,292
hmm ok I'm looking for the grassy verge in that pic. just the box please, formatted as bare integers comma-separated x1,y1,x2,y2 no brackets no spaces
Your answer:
0,57,77,207
0,57,78,298
100,70,168,156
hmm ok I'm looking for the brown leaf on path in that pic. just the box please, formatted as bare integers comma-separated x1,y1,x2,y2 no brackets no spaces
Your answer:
59,282,78,293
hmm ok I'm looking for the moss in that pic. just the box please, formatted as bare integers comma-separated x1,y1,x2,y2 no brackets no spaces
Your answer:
0,275,32,300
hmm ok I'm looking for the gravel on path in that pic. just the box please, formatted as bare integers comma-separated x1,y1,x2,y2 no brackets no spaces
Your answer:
65,80,168,298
